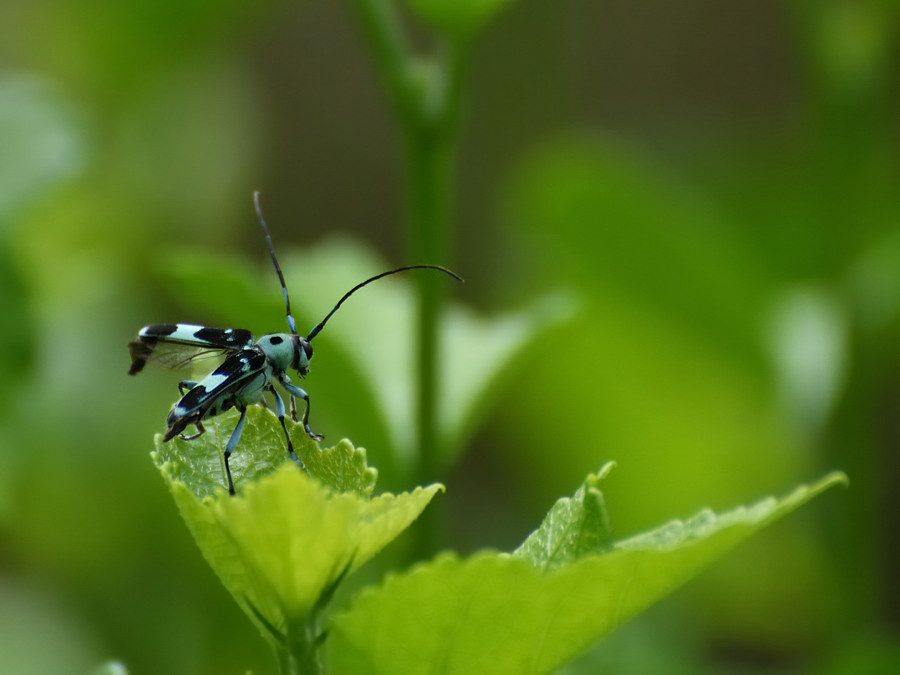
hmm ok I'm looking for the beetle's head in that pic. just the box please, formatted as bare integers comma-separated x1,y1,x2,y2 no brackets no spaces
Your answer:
292,335,313,376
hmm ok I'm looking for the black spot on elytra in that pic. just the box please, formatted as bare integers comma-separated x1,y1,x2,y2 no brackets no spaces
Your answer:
195,327,252,346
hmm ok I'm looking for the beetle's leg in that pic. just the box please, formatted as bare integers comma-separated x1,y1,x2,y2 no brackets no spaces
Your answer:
179,419,205,441
289,395,298,424
279,375,322,440
177,379,200,396
269,386,305,469
222,405,248,496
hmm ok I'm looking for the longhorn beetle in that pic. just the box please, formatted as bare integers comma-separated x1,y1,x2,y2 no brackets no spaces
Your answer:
129,192,462,495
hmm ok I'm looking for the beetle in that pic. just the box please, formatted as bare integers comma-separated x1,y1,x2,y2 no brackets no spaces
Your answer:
129,192,461,494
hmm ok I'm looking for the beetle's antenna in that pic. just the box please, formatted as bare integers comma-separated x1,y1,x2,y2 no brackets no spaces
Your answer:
307,265,463,341
254,191,298,335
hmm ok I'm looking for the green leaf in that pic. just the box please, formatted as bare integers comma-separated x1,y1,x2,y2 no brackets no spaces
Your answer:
403,0,514,37
513,462,615,569
328,472,846,673
152,405,377,498
151,407,442,647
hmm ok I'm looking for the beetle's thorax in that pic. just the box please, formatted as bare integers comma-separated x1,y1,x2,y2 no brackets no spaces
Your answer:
256,333,312,375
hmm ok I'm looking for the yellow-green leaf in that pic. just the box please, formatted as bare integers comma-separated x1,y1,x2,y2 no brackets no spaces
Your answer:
328,472,846,673
152,408,442,647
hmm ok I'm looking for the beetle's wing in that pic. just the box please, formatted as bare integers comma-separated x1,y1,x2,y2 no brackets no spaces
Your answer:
128,324,254,374
173,348,267,415
164,348,268,439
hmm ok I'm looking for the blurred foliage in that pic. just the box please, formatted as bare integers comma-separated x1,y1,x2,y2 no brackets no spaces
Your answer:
0,0,898,673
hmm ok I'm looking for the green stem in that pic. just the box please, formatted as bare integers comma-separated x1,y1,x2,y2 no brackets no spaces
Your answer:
345,0,417,126
275,615,323,675
406,121,453,486
348,1,468,556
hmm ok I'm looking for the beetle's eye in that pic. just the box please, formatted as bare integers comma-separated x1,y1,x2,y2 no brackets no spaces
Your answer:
292,336,313,371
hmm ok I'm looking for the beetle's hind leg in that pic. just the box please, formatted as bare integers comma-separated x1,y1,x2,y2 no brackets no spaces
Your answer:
177,379,200,395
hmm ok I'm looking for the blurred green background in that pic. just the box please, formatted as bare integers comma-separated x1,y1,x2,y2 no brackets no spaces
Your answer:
1,1,898,673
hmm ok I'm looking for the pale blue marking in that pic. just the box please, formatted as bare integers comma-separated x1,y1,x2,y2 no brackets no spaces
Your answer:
201,372,230,391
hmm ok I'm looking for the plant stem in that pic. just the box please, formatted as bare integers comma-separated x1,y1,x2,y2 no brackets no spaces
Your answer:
275,615,323,675
348,1,468,556
345,0,416,126
406,118,453,495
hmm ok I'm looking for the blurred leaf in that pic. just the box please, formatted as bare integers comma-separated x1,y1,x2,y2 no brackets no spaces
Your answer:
0,74,86,217
765,286,848,433
328,472,846,673
440,291,577,467
403,0,514,37
92,663,129,675
505,134,772,364
152,407,442,647
500,133,806,533
513,462,615,569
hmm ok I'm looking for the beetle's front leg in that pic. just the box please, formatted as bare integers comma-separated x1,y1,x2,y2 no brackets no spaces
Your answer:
179,419,205,441
278,374,323,440
268,385,305,469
